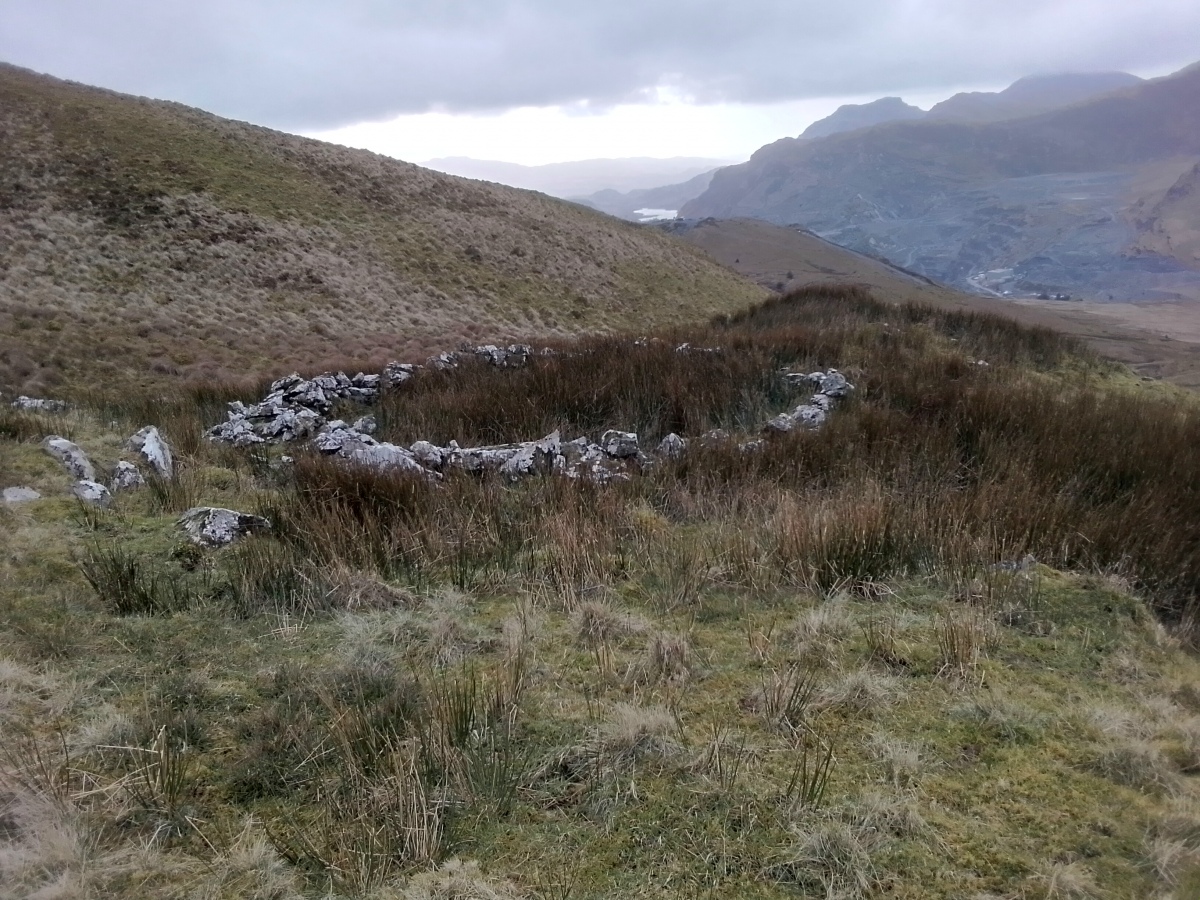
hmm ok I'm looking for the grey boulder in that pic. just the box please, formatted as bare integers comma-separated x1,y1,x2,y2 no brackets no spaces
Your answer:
600,430,640,459
178,507,271,547
72,480,112,508
110,461,145,492
656,433,687,459
128,426,174,478
43,437,95,481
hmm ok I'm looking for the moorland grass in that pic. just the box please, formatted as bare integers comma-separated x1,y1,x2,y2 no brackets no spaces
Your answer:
2,285,1200,897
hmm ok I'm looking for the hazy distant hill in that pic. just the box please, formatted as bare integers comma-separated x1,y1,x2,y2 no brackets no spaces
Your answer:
683,63,1200,301
0,65,763,394
420,156,731,198
800,97,925,139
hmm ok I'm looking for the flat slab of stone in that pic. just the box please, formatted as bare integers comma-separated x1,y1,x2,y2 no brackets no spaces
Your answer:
2,486,40,504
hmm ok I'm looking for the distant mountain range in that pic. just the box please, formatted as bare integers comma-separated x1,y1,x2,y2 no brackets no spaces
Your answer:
571,72,1156,227
797,72,1145,139
682,63,1200,301
421,156,730,199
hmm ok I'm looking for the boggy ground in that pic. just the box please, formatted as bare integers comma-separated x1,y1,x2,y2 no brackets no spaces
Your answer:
2,286,1200,899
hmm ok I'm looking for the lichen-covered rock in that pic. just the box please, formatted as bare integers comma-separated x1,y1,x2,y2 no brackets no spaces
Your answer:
206,415,266,447
385,362,418,387
313,420,376,454
600,430,640,459
345,442,437,478
72,480,112,507
43,437,95,481
817,370,852,398
657,433,687,459
110,461,145,492
2,486,40,504
127,426,174,478
410,440,446,469
498,431,561,480
178,507,271,547
764,413,797,434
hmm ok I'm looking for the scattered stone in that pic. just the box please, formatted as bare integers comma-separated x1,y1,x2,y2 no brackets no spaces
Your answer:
110,461,145,492
698,429,732,446
498,431,561,480
200,349,860,485
72,480,112,508
410,440,446,469
178,507,271,547
43,437,95,481
428,351,459,370
207,369,383,446
313,419,373,454
470,343,532,367
2,486,40,504
991,554,1037,573
206,410,266,447
600,430,640,459
766,369,855,434
385,362,419,387
127,426,174,478
10,396,67,412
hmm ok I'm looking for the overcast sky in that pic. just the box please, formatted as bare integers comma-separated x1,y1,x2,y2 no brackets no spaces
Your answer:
3,1,1197,164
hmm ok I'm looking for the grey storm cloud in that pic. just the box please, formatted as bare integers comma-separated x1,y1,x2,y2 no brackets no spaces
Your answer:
2,0,1198,129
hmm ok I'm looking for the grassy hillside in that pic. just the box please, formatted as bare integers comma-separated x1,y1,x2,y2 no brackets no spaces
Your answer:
0,64,764,396
3,286,1200,899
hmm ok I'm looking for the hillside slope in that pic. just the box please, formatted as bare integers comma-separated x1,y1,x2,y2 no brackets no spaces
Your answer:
0,64,764,395
682,63,1200,301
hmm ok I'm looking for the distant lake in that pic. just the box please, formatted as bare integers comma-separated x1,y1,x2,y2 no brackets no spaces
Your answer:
635,208,678,222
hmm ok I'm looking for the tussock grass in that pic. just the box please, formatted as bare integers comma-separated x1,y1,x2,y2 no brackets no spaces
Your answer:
4,284,1200,897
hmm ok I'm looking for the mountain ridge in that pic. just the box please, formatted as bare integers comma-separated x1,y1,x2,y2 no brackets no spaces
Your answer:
681,62,1200,300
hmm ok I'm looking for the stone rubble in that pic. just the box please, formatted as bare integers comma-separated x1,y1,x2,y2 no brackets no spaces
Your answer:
178,507,272,547
2,486,40,504
43,437,95,481
765,369,855,434
200,349,854,485
10,396,68,412
128,426,174,478
208,346,535,448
